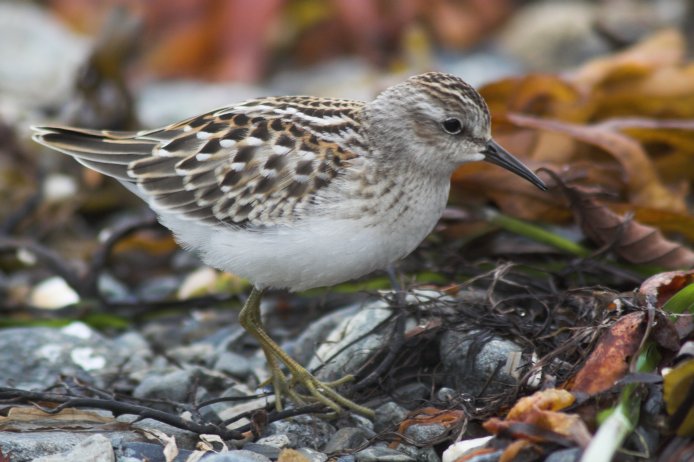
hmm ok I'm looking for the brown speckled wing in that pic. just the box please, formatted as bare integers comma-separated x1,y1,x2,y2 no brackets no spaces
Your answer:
33,96,368,227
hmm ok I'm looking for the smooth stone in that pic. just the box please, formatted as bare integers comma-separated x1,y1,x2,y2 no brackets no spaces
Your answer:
0,432,87,461
373,402,409,433
170,343,216,365
308,301,394,383
439,329,524,397
241,443,280,460
458,450,503,462
214,350,253,378
296,448,329,462
132,368,198,402
133,366,232,403
200,383,263,427
284,303,361,366
545,448,582,462
116,417,200,450
0,325,123,389
395,444,441,462
403,423,448,445
391,382,430,404
355,446,415,462
119,442,195,462
202,450,271,462
332,413,375,435
264,415,336,450
441,436,494,462
30,276,80,308
255,433,291,449
32,434,114,462
322,427,369,453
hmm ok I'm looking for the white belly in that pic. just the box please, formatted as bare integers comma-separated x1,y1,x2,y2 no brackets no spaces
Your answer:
157,181,449,291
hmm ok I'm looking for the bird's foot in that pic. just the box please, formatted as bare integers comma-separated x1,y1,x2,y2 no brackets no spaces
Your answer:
262,358,374,418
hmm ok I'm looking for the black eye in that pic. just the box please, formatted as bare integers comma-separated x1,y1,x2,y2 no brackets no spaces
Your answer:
442,118,463,135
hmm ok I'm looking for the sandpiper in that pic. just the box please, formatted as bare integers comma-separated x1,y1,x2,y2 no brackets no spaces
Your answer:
33,72,546,417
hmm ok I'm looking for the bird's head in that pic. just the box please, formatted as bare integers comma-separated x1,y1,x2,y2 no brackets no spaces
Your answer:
365,72,546,190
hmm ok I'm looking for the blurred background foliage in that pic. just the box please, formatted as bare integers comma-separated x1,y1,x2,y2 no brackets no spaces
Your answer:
2,0,694,311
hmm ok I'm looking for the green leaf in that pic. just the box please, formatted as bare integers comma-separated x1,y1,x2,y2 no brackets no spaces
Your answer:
662,283,694,314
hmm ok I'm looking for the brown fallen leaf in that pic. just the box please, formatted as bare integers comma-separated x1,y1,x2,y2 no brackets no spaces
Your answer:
498,439,539,462
543,170,694,269
611,206,694,243
508,113,686,213
0,406,123,434
463,30,694,226
608,118,694,184
483,389,591,448
569,29,685,90
565,312,646,395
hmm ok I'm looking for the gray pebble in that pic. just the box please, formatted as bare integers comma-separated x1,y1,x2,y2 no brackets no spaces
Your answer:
285,303,361,365
120,441,194,462
396,444,441,462
0,325,123,390
265,414,336,450
460,450,502,462
308,302,393,383
33,434,114,462
355,446,415,462
214,350,253,378
439,329,523,397
254,433,291,449
240,443,281,460
133,366,233,403
297,447,329,462
544,447,582,462
403,423,448,445
323,427,369,453
202,449,271,462
373,402,409,433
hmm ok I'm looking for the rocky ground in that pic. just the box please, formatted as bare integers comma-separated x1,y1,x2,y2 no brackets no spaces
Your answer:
1,2,693,461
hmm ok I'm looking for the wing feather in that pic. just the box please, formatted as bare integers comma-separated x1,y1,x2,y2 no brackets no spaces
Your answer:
32,96,368,227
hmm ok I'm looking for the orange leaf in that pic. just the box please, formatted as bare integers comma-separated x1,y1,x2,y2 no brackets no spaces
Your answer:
569,29,685,90
506,389,575,421
483,389,591,447
508,114,686,213
566,312,646,395
499,440,537,462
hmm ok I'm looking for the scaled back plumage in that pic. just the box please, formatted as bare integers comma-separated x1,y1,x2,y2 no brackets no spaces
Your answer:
34,95,370,227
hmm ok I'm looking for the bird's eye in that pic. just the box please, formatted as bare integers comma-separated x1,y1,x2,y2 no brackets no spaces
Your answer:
442,118,463,135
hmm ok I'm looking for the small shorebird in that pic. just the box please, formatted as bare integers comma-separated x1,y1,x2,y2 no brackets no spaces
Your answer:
33,72,546,417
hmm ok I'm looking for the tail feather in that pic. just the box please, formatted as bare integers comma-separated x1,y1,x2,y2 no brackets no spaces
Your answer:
32,126,157,182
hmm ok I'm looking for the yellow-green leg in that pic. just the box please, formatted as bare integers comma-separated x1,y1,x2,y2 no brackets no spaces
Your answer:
238,287,374,418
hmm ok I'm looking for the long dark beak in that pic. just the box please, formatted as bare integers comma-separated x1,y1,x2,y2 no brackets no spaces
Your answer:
483,140,547,191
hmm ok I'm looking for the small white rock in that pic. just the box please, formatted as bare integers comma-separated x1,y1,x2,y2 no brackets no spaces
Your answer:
43,173,78,202
442,436,494,462
71,347,106,371
61,321,93,340
256,434,291,449
30,276,79,309
177,267,219,299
